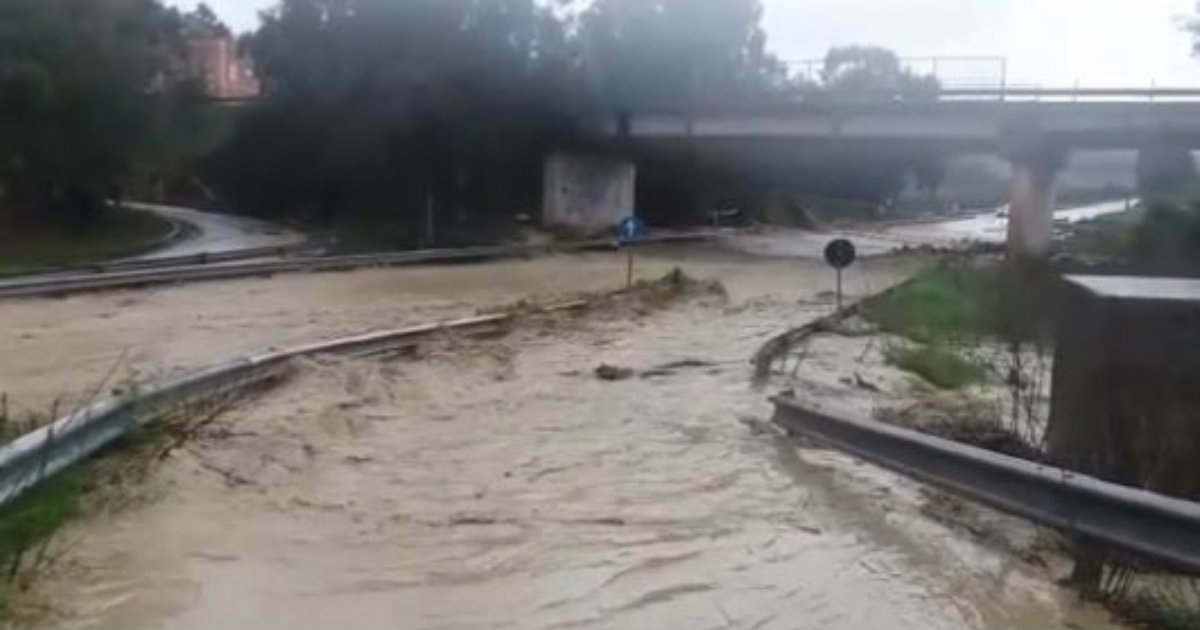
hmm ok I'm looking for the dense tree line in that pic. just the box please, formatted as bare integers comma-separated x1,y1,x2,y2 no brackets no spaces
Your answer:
1,0,941,242
210,0,582,242
210,0,943,242
0,0,216,230
1136,141,1199,202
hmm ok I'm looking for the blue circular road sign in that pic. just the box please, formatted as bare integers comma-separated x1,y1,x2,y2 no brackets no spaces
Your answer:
616,216,647,243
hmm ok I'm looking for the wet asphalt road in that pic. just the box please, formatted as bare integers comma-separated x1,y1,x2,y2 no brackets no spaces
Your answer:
124,202,305,260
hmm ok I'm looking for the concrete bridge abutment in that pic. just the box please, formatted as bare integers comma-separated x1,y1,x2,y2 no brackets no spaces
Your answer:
542,152,637,236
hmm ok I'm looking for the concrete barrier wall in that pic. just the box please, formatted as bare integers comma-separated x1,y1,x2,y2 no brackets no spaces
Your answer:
543,153,636,235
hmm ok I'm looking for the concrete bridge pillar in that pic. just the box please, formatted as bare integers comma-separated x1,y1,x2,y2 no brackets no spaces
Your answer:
1007,159,1057,258
542,152,637,236
1006,140,1067,259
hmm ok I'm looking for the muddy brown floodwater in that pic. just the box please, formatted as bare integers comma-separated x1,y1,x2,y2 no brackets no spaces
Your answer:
15,248,1116,629
0,246,891,416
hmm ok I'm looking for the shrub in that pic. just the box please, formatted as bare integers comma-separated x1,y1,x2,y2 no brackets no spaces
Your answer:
885,343,985,390
863,265,997,344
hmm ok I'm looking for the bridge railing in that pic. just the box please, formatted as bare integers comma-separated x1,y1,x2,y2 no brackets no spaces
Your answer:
937,87,1200,103
786,55,1200,103
787,55,1009,89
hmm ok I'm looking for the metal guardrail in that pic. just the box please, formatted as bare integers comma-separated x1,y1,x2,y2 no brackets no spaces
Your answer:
772,397,1200,574
16,242,320,278
0,357,289,507
0,302,586,509
0,233,715,300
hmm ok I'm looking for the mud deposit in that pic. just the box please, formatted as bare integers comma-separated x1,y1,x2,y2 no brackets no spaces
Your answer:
22,253,1114,629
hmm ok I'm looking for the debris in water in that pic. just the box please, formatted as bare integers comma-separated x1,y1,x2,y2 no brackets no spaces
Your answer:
639,358,717,379
593,268,727,315
595,364,634,381
738,415,779,435
449,515,499,526
580,517,627,527
853,372,882,392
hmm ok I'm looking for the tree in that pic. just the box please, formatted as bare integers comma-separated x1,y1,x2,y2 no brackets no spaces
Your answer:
567,0,791,223
774,47,945,205
0,0,191,228
815,46,939,102
211,0,579,243
208,1,943,234
576,0,789,109
1136,141,1199,202
188,2,229,36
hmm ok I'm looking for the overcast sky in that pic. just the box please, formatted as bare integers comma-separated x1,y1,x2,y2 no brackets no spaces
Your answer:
176,0,1200,87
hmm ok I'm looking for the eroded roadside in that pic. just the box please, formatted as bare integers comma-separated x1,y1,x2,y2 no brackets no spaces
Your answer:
16,251,1117,630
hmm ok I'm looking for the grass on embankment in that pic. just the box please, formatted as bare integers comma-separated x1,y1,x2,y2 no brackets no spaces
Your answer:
1062,201,1200,276
0,399,89,613
861,265,998,345
862,259,1200,629
884,343,986,390
0,472,82,612
860,265,998,389
0,208,175,276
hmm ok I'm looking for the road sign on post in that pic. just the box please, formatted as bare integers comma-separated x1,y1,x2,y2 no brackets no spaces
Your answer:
616,216,647,290
824,238,857,311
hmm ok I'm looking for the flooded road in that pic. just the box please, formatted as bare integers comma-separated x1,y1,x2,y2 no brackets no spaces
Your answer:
884,199,1132,245
0,247,859,417
27,250,1115,629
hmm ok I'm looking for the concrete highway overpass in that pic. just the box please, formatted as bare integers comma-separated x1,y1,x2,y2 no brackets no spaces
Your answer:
605,96,1200,150
599,89,1200,256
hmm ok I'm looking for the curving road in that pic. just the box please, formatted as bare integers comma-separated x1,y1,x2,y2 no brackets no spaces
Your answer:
124,202,305,260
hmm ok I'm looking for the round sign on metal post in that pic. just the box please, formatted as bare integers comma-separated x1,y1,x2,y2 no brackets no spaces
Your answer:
824,238,857,270
824,239,857,312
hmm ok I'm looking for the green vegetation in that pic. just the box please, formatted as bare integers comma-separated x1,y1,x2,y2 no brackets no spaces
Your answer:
864,260,1200,626
885,343,985,390
1137,142,1200,203
0,391,243,615
0,209,174,276
1063,201,1200,275
1,0,949,251
861,265,998,344
860,265,999,389
1060,208,1143,259
1127,203,1200,273
1110,590,1200,630
0,0,212,230
0,472,81,609
209,1,944,239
